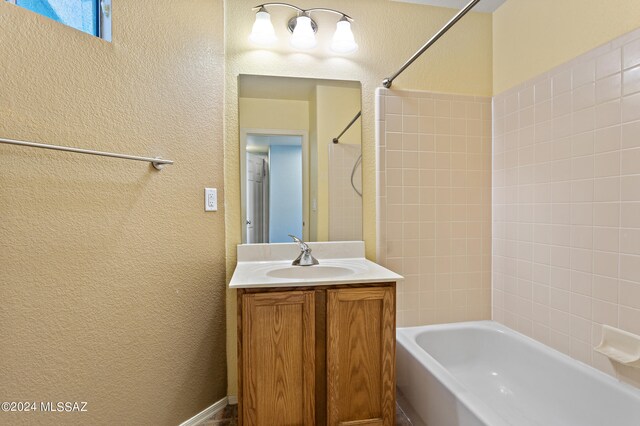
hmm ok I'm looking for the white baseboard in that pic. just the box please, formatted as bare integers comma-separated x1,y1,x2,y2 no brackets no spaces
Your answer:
179,397,228,426
227,395,238,405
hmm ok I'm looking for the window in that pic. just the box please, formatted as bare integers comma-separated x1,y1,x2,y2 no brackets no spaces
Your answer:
6,0,111,41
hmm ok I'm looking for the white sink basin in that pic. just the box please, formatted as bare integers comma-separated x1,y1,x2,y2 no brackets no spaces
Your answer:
266,265,356,280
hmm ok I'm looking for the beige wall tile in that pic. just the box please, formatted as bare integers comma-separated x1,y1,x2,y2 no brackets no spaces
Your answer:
596,73,622,103
386,96,403,114
621,175,640,200
402,97,420,116
622,92,640,122
619,306,640,335
594,177,620,202
621,228,640,254
553,69,573,95
594,151,620,177
593,227,620,252
592,299,618,325
621,202,640,228
620,280,640,308
596,99,622,128
573,83,596,111
595,126,621,152
620,147,640,174
624,38,640,69
596,48,622,79
573,60,596,89
623,65,640,95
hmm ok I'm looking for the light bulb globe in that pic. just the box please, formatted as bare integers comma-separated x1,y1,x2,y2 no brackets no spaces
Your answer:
249,10,277,45
331,19,358,54
290,15,317,50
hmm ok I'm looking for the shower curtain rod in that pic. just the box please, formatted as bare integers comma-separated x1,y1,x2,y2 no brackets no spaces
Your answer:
332,111,362,144
382,0,481,88
0,137,173,170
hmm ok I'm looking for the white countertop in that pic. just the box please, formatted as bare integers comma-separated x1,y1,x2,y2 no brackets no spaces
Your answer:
229,241,403,289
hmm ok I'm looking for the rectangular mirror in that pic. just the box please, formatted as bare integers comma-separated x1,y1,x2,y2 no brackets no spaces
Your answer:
239,74,362,244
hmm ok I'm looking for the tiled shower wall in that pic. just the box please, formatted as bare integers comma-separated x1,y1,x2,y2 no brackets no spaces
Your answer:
376,88,492,327
493,28,640,385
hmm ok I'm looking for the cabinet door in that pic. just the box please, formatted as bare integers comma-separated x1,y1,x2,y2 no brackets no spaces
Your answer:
327,286,395,426
241,291,315,426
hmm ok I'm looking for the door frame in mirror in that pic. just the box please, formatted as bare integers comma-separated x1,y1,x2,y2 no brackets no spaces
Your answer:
240,128,310,244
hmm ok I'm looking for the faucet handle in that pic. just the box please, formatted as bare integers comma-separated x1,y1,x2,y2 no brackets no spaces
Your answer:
288,234,319,266
288,234,310,252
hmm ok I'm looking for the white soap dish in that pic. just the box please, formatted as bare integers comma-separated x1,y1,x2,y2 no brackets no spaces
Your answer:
594,325,640,368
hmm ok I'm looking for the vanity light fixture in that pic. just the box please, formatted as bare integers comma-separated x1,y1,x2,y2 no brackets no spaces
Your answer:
249,3,358,53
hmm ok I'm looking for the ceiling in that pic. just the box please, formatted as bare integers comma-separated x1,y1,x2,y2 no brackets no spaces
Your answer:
391,0,507,13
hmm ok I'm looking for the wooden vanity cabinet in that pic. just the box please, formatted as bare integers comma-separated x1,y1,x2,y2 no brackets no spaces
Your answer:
237,283,396,426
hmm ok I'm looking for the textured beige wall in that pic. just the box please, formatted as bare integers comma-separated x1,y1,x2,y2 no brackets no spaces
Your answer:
225,0,493,397
493,0,640,93
0,1,226,425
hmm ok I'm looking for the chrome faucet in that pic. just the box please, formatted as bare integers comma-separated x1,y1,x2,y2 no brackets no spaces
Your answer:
288,234,319,266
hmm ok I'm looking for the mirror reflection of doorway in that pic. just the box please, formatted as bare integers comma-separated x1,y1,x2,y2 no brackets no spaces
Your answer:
245,133,303,243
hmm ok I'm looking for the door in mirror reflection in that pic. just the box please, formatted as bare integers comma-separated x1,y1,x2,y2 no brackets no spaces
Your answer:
245,134,304,243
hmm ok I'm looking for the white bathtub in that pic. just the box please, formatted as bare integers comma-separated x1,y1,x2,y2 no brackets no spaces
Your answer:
397,321,640,426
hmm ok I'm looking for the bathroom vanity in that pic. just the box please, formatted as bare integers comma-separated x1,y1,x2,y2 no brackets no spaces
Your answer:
230,242,403,426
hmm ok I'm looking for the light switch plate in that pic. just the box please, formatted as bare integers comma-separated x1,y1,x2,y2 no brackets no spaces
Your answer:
205,188,217,211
